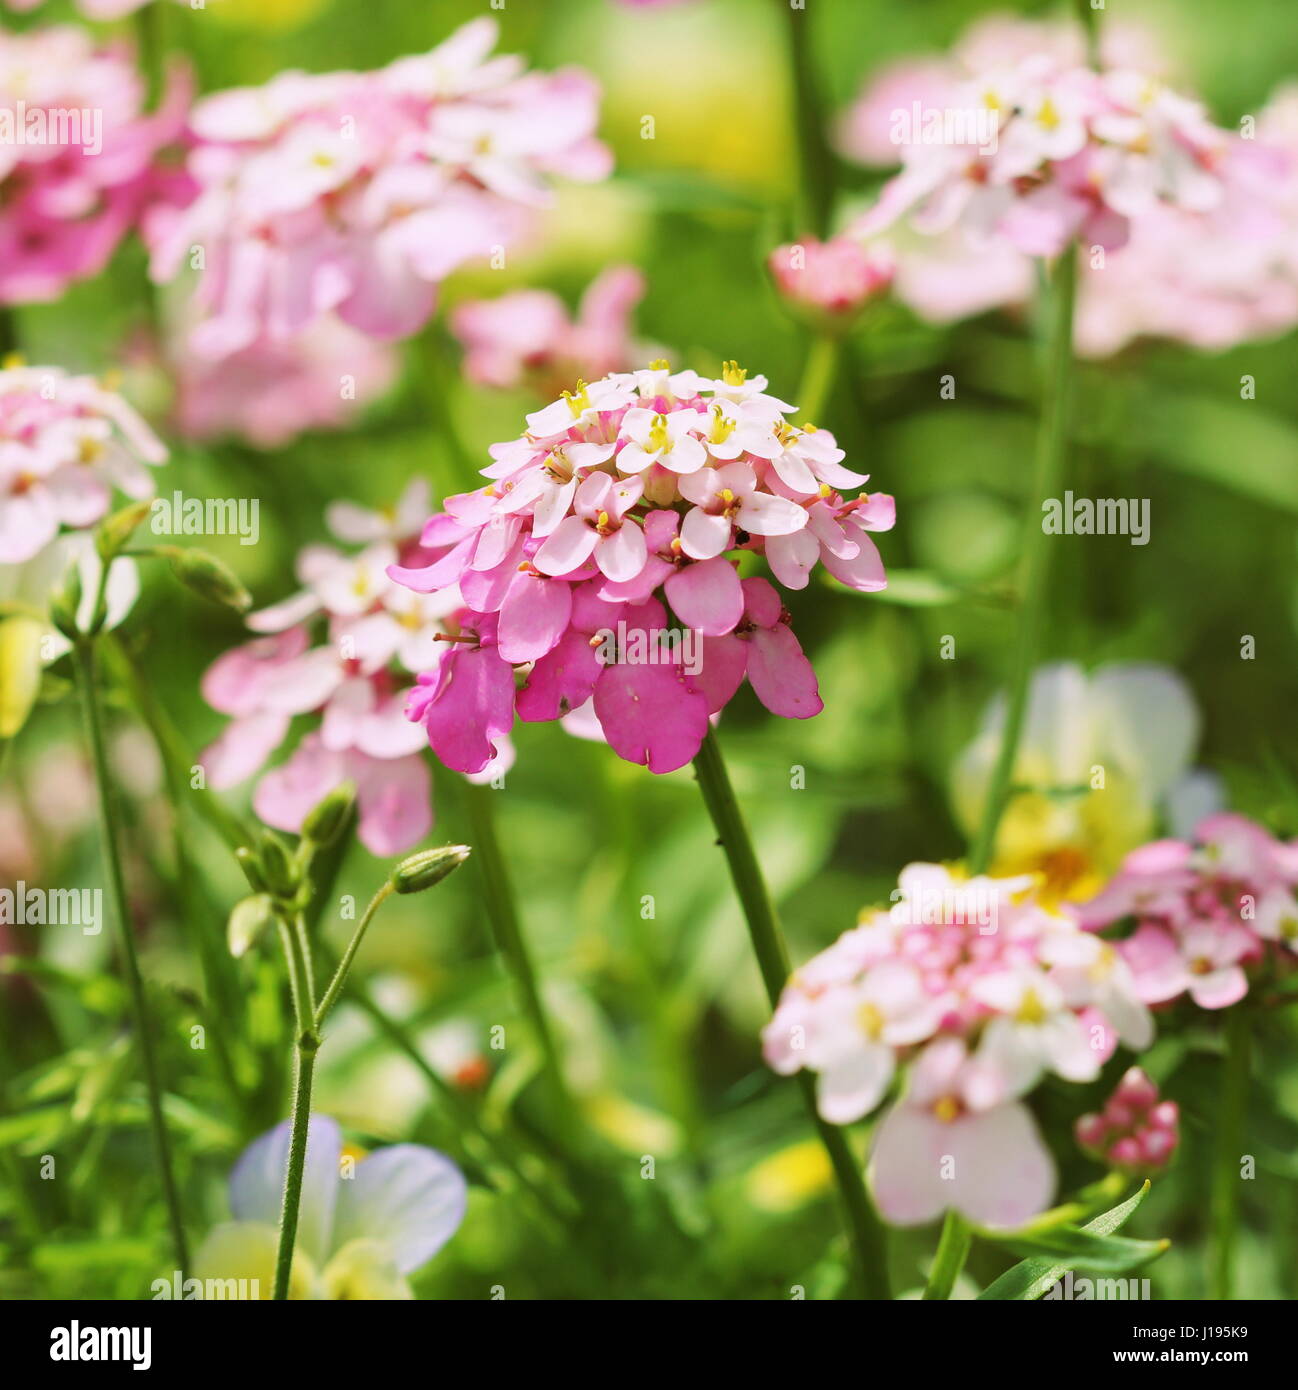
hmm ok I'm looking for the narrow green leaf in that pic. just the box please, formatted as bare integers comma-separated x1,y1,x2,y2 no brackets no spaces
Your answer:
978,1181,1163,1299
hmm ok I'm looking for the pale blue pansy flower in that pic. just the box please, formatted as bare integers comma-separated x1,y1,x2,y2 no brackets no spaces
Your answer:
193,1114,468,1299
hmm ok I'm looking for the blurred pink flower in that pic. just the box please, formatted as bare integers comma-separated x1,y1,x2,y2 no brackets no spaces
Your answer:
451,265,645,393
768,237,894,323
1079,813,1298,1010
764,862,1151,1129
854,57,1232,261
199,483,502,857
868,1036,1057,1229
0,362,166,564
1075,1066,1180,1173
146,18,611,358
171,316,399,449
0,26,187,304
389,361,894,776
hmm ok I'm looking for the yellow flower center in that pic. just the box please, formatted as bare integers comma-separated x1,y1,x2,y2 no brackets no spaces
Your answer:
1016,989,1048,1025
562,380,592,417
857,1001,884,1040
721,360,748,387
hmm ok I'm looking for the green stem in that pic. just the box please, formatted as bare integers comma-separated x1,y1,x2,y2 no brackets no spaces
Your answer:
0,305,19,359
922,1211,972,1300
968,248,1078,878
272,912,319,1301
1076,0,1103,69
920,249,1081,1301
314,881,393,1028
796,334,840,423
461,782,578,1129
272,1036,318,1301
692,726,890,1299
73,639,189,1274
780,0,834,235
101,634,253,852
1210,1008,1251,1299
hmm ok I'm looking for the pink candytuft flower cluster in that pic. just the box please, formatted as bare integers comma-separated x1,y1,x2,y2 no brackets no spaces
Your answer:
388,361,894,776
145,17,610,361
763,863,1153,1228
1079,814,1298,1011
451,265,646,395
838,17,1298,352
767,238,895,323
0,26,187,305
1075,1066,1180,1173
856,55,1232,260
169,315,399,450
0,362,167,565
199,482,506,856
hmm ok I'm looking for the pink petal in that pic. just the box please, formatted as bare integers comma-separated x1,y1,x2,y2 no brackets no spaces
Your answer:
593,661,709,774
664,558,743,637
517,626,604,722
534,515,598,576
496,571,573,664
595,520,647,583
746,623,823,719
352,753,432,857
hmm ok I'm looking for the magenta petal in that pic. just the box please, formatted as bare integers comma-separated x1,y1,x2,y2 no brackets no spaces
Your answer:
517,626,603,722
689,633,748,714
420,643,516,774
747,623,823,719
458,538,525,613
388,535,473,594
497,572,573,664
593,662,709,773
739,576,783,627
823,530,887,591
664,558,743,637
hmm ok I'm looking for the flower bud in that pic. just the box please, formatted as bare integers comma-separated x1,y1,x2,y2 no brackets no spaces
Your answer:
166,547,252,614
392,844,471,894
49,562,83,640
95,498,153,561
227,893,276,958
235,845,267,893
258,830,299,898
302,781,357,847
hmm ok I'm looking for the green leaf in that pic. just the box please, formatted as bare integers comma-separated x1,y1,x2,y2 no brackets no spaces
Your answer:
978,1182,1165,1299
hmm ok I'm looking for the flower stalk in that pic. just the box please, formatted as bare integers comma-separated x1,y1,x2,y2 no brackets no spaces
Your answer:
930,248,1080,1301
692,725,890,1299
1210,1006,1251,1299
72,631,189,1274
462,782,579,1131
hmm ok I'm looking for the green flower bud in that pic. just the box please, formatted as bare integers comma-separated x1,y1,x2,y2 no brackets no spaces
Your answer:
166,547,252,614
234,846,266,893
301,781,357,847
95,499,154,561
227,893,276,958
257,830,298,898
391,844,471,894
48,562,83,640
